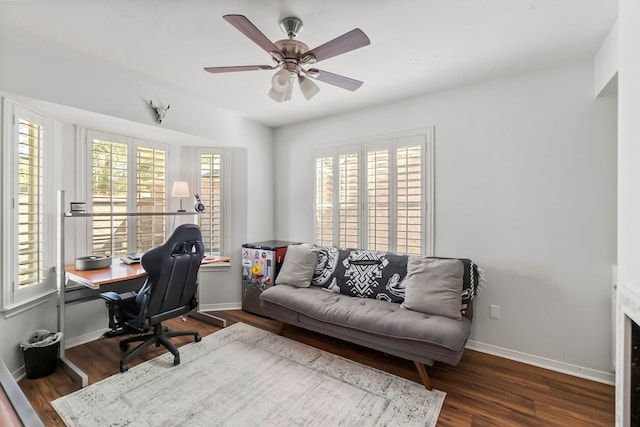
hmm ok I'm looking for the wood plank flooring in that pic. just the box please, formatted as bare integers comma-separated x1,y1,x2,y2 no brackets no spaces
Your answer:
16,309,614,426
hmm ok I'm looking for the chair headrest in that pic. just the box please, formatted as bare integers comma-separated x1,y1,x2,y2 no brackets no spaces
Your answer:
141,224,204,269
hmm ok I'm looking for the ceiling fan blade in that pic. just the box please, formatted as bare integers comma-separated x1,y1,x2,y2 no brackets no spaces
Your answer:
308,69,364,91
306,29,370,63
223,15,283,59
204,65,274,73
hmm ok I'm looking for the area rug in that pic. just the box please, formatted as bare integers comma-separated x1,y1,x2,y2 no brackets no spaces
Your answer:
52,322,445,426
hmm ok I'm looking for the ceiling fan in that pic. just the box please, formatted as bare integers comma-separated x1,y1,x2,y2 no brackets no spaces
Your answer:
204,15,370,102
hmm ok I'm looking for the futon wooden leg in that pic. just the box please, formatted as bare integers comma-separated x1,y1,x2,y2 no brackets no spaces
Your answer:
414,361,432,390
276,322,286,335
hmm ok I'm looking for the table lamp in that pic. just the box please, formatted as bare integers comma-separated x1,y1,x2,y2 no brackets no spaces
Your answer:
171,181,190,212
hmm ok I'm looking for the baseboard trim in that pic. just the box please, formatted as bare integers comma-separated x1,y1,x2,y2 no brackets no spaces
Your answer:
199,302,242,312
466,340,614,385
65,328,110,349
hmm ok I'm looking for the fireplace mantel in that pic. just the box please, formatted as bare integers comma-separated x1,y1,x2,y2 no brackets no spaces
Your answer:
616,283,640,426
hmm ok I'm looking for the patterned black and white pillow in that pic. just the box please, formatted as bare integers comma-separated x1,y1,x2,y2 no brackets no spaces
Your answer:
311,247,407,303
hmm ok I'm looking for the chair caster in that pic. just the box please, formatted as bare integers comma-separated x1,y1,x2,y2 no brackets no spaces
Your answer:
119,342,130,352
120,362,129,373
173,355,180,366
195,334,201,343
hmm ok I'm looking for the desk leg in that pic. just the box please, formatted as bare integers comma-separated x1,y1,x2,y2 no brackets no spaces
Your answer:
189,310,227,328
58,191,89,388
59,356,88,388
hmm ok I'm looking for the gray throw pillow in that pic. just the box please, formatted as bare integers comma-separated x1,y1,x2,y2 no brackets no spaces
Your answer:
275,244,319,288
401,257,464,320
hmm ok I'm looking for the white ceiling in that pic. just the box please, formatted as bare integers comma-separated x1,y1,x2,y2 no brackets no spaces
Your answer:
2,0,618,127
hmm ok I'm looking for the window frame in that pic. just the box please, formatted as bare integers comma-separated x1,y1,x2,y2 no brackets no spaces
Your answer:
312,128,434,255
1,101,57,311
314,144,361,248
196,147,225,256
85,130,170,256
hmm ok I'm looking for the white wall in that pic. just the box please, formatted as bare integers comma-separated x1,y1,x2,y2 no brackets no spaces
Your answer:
594,20,619,97
0,24,274,373
617,0,640,296
274,61,617,379
615,1,640,422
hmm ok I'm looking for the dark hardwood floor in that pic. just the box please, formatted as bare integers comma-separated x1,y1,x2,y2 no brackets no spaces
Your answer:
16,310,614,426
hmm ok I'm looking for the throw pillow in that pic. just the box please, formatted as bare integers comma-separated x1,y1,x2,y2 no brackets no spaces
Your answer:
275,244,319,288
401,257,464,320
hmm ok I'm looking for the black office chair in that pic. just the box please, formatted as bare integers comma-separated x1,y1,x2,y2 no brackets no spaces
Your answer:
100,223,205,372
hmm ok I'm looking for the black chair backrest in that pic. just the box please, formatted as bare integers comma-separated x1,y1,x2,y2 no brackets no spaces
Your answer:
136,224,205,327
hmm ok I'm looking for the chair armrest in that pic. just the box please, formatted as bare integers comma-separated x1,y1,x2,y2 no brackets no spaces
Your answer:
100,291,137,303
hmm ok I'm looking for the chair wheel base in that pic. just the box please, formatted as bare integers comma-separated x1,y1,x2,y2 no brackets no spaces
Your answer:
119,342,130,352
173,355,180,366
195,334,201,343
120,362,129,373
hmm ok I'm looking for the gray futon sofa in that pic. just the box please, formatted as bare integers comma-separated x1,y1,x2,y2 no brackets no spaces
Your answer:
259,245,483,389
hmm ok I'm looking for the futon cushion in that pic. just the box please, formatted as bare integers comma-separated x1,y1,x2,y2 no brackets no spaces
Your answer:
275,244,318,288
260,285,470,351
401,257,464,320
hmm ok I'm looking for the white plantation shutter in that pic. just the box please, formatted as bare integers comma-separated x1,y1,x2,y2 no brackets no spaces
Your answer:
199,151,223,255
88,131,168,256
17,117,44,288
136,146,166,252
91,138,129,256
315,156,334,245
314,130,433,255
338,152,359,248
367,149,390,251
365,135,430,255
396,143,423,254
4,103,55,308
314,148,360,248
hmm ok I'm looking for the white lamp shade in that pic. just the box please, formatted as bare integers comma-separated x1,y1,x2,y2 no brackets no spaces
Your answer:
268,87,287,102
271,69,292,92
299,76,320,100
171,181,190,198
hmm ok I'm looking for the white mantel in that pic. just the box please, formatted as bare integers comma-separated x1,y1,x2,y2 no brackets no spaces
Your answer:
615,284,640,426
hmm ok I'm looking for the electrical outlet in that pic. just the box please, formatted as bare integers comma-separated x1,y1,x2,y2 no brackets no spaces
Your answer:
490,304,501,319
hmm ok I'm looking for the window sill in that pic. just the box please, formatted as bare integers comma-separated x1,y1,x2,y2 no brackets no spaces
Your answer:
2,289,57,319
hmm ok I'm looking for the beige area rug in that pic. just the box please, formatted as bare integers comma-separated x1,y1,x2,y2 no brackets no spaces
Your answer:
52,323,445,426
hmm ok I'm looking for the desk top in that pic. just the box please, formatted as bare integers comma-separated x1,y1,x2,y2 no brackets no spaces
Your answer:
65,262,146,289
65,255,231,289
201,255,231,265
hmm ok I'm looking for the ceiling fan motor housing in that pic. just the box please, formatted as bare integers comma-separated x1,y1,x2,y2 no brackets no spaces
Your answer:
274,39,315,75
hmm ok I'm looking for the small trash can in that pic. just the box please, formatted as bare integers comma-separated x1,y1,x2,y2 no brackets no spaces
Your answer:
19,330,62,379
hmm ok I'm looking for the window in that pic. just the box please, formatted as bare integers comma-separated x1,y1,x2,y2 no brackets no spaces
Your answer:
313,130,433,255
198,150,223,255
2,103,55,309
315,148,359,248
136,147,166,252
18,116,44,289
88,131,167,256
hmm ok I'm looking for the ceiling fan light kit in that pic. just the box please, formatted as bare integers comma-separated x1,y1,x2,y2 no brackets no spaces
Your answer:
204,14,370,103
299,75,320,100
271,68,291,90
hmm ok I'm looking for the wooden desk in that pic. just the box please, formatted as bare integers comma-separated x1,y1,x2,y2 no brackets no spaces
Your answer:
65,262,146,290
64,256,232,328
65,256,230,289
